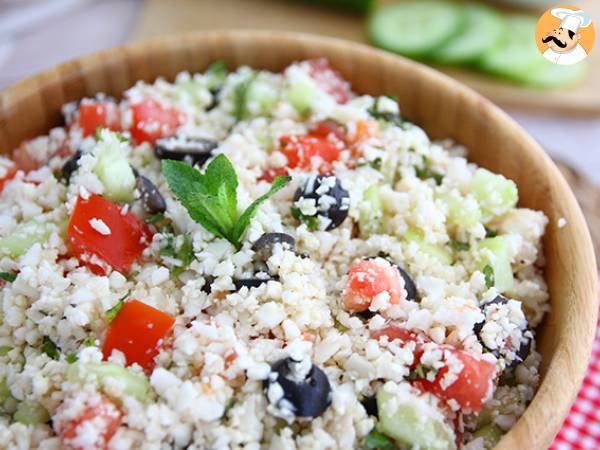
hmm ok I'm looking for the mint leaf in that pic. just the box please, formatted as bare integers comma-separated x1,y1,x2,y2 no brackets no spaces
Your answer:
163,155,290,249
0,272,16,282
206,60,227,91
41,337,60,360
232,175,291,245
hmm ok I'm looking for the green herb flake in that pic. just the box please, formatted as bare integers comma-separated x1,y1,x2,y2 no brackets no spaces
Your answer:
367,97,407,130
223,397,236,417
363,429,397,450
162,155,290,250
233,72,257,122
160,234,195,277
414,165,444,186
106,292,129,323
0,272,17,282
485,227,498,238
83,337,96,347
483,264,495,288
206,60,228,91
66,353,78,364
450,240,470,252
0,345,12,356
41,337,60,360
407,363,433,381
291,206,318,231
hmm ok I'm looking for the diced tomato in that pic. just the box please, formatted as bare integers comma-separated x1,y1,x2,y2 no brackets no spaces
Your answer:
129,99,184,145
67,194,152,275
54,393,122,450
371,326,421,345
0,163,16,193
76,101,121,138
309,120,347,143
258,166,290,183
102,299,175,371
306,58,352,104
279,133,342,172
343,258,404,312
418,346,497,414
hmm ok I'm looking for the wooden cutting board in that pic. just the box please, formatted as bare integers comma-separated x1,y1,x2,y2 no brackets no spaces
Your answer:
130,0,600,114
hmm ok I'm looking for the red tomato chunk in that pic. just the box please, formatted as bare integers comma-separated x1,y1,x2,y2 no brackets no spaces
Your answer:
306,58,352,104
67,194,152,275
54,393,122,450
343,258,404,312
129,99,184,145
102,300,175,372
0,162,16,193
77,101,121,138
279,133,342,172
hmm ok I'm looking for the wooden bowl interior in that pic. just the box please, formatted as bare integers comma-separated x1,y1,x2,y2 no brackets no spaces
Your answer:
0,30,596,449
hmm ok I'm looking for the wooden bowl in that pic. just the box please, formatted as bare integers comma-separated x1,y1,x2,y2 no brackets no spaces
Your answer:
0,30,596,449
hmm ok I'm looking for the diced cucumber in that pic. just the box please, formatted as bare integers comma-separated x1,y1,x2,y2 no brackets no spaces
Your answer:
245,78,278,117
0,219,59,258
359,185,384,237
368,1,465,58
473,423,504,449
285,79,318,115
405,228,453,265
0,379,17,414
471,168,517,220
377,382,456,450
431,4,505,64
13,401,50,425
68,362,152,403
477,237,514,293
437,190,481,229
93,130,136,203
476,16,542,84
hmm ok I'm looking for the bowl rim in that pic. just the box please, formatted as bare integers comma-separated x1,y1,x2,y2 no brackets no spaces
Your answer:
0,29,597,449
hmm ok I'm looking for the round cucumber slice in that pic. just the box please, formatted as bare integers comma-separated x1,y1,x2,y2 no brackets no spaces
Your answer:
524,60,587,89
476,15,542,82
432,4,505,64
368,1,465,58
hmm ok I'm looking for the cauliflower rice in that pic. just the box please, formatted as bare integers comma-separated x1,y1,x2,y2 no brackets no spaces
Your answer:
0,59,549,450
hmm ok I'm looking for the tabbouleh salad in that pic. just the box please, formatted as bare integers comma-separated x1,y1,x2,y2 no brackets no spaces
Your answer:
0,59,549,450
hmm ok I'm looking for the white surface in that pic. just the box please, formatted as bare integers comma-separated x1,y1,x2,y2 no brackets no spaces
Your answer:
0,0,598,185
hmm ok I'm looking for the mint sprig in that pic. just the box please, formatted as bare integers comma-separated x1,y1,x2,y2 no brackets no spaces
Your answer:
162,154,291,250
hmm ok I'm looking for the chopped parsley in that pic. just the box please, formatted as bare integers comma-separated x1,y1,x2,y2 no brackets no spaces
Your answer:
41,337,60,360
291,206,318,231
450,240,470,252
66,353,78,364
106,291,129,323
363,429,397,450
483,264,495,288
0,272,16,282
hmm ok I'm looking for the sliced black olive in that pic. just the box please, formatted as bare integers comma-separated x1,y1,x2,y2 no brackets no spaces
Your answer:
264,357,332,418
252,233,295,262
233,277,276,291
367,255,418,302
360,394,378,418
474,295,532,366
356,310,375,321
154,136,218,166
60,150,83,183
201,276,215,294
292,175,350,231
136,175,167,214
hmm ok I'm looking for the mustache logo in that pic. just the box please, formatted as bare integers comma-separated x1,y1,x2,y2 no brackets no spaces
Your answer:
542,35,567,48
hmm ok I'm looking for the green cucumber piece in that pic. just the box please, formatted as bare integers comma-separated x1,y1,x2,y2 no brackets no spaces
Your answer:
473,423,504,449
477,237,514,293
13,401,50,425
94,130,136,203
68,362,152,403
0,219,60,258
285,79,318,115
524,60,587,89
471,168,518,221
432,4,505,64
476,15,541,83
405,227,453,265
368,1,465,58
438,190,481,229
246,78,278,117
359,185,384,237
377,382,456,450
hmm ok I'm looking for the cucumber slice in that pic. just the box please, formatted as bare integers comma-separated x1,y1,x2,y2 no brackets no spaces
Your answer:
437,190,481,229
471,168,518,221
0,219,60,258
68,362,153,403
377,382,456,450
13,401,50,425
285,79,318,115
368,1,465,58
473,423,504,449
476,15,542,83
477,237,514,293
94,130,136,203
405,227,453,265
246,78,278,117
524,60,587,89
432,4,505,64
359,185,384,237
